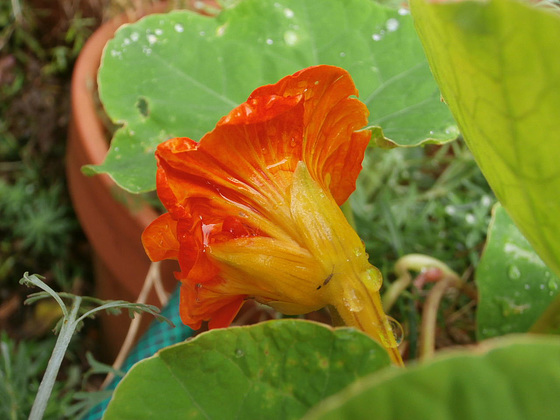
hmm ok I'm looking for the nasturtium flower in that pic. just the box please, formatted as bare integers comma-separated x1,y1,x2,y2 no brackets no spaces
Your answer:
142,65,403,365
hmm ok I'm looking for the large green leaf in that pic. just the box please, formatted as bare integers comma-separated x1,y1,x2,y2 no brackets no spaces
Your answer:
304,336,560,420
477,204,560,340
410,0,560,277
103,319,391,420
89,0,456,193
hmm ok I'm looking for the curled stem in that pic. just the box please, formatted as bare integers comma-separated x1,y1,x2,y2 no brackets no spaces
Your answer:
383,254,462,312
381,255,469,362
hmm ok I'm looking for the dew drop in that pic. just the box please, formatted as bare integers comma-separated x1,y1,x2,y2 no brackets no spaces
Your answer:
398,8,410,15
465,213,475,224
174,23,184,33
339,51,346,57
131,32,139,41
372,33,382,41
386,18,399,32
387,316,404,345
508,265,521,280
284,8,294,18
266,38,274,45
217,24,227,36
342,289,364,312
235,348,244,358
155,28,163,35
147,34,157,45
548,280,559,291
284,30,298,46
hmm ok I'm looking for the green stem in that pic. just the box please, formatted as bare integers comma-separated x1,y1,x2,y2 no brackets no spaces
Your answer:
419,278,452,361
383,254,462,312
28,297,81,420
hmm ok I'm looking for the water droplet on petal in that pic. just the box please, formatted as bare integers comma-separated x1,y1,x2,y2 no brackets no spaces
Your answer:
342,289,364,312
387,316,403,345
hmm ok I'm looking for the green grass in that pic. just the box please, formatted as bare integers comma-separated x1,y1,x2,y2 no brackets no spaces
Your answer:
353,140,495,276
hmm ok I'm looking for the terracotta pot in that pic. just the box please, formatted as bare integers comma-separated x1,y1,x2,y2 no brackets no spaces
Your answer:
66,2,214,360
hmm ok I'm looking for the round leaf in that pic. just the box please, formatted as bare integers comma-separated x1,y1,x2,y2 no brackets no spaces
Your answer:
305,336,560,420
476,204,560,340
91,0,456,193
104,319,392,419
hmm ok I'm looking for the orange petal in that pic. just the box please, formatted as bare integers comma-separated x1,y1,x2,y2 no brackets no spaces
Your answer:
179,280,245,330
141,213,180,261
250,65,371,204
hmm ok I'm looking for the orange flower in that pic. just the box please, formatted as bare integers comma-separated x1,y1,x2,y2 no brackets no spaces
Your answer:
142,65,403,365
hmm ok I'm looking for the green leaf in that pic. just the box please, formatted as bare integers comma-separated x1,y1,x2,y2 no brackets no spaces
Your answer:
410,0,560,277
103,319,391,420
476,204,559,340
304,335,560,420
91,0,456,193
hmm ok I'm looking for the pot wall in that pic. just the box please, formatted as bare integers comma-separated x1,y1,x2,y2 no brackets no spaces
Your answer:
67,3,176,361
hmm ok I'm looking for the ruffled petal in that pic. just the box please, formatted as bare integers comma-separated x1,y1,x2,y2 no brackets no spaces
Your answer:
179,281,244,330
141,213,180,261
250,65,371,204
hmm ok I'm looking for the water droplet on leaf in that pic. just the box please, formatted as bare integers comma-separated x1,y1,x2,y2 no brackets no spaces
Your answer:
507,265,521,280
386,18,399,32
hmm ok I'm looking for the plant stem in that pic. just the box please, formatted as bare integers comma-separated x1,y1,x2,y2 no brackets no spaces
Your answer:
418,278,452,361
29,297,81,420
383,254,462,312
